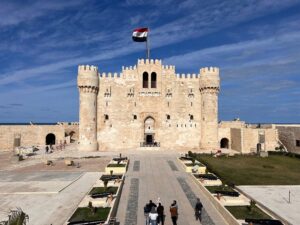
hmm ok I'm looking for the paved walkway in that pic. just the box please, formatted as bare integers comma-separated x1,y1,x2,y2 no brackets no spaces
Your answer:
117,153,228,225
239,185,300,225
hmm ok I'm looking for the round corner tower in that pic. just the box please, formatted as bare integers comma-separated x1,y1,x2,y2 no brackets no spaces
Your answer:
77,65,99,151
199,67,220,149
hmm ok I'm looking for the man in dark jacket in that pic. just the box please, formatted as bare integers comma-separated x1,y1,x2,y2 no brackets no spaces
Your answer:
157,203,164,225
195,198,203,221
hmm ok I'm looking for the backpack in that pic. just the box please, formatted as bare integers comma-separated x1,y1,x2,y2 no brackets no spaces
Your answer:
144,204,151,213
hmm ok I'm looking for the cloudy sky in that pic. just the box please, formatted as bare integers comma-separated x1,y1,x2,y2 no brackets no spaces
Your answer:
0,0,299,123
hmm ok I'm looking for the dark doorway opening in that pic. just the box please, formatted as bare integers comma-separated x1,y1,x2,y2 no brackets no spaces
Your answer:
220,138,229,149
146,135,153,144
46,133,56,145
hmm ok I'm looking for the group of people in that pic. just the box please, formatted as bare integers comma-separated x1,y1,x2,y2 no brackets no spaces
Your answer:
144,198,203,225
45,141,67,154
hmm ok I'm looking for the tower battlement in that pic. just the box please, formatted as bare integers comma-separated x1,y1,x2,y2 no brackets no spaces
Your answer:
138,58,162,65
200,67,219,76
78,65,98,72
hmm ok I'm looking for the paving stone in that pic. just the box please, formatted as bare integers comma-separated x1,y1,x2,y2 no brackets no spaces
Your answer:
177,177,216,225
167,160,178,171
133,160,140,172
124,178,139,225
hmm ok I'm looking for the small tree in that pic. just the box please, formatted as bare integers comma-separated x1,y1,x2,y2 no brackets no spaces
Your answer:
191,158,195,166
248,200,256,214
103,179,109,191
88,201,96,214
110,170,113,177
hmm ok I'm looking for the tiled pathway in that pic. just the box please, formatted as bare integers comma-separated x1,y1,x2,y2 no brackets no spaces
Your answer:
117,153,228,225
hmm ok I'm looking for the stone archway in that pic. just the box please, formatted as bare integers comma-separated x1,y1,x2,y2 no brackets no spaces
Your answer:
143,117,155,146
46,133,56,145
220,138,229,149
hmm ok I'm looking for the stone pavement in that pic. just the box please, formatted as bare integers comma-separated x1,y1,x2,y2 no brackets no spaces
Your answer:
117,152,228,225
0,171,100,225
239,185,300,225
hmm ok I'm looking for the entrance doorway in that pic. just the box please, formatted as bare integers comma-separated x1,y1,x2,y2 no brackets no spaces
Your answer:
146,134,153,144
46,133,56,145
220,138,229,149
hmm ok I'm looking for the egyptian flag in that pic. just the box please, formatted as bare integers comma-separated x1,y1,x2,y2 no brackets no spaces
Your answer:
132,28,148,42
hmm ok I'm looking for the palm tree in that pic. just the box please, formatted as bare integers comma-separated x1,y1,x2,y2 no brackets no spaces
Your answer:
1,208,29,225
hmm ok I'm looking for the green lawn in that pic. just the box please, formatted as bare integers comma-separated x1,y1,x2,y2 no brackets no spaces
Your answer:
205,185,234,193
226,206,272,220
69,207,111,223
194,154,300,185
89,186,118,195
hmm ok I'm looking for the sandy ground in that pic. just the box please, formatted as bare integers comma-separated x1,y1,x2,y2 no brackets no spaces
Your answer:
0,150,110,172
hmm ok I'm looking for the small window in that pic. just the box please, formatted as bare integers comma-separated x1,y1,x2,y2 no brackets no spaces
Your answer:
190,115,194,120
167,102,170,107
133,115,137,120
143,72,149,88
166,114,170,120
191,102,193,107
105,114,109,120
296,140,300,147
151,72,157,88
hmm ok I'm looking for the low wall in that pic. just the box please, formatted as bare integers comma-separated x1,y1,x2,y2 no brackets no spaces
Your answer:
189,173,240,225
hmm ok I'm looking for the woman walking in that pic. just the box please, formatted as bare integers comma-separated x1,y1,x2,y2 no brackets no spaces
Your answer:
169,200,178,225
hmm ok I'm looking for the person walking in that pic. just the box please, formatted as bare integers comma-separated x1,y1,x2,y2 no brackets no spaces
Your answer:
157,202,165,225
195,198,203,221
149,207,159,225
169,200,178,225
144,202,151,225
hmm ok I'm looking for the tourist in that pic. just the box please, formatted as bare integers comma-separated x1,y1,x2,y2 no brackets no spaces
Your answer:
149,207,158,225
169,200,178,225
148,200,157,210
194,198,203,221
144,203,151,225
157,202,165,225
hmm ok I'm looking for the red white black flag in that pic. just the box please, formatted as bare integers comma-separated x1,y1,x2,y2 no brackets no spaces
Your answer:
132,28,148,42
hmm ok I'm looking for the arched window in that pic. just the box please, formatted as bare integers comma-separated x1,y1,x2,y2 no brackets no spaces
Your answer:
105,114,109,120
166,114,170,120
143,72,148,88
151,72,157,88
190,115,194,120
133,115,137,120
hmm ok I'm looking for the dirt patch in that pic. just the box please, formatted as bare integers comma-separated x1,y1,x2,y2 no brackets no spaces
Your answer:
7,157,111,173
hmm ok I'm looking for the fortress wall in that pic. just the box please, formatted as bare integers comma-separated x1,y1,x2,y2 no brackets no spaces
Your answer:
264,129,279,150
230,128,242,152
276,126,300,153
96,61,202,150
242,128,259,153
219,121,246,128
0,125,65,151
218,127,231,148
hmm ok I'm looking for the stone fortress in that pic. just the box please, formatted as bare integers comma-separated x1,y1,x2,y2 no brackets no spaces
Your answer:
77,59,280,152
1,58,299,154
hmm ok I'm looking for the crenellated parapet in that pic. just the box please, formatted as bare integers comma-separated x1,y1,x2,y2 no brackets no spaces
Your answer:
77,64,99,90
100,72,121,79
176,73,198,79
138,58,162,65
199,66,220,94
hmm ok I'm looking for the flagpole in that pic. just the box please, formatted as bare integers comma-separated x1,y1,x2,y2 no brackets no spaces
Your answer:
146,28,150,59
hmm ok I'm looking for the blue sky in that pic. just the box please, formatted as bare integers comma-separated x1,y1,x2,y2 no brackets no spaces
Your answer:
0,0,300,123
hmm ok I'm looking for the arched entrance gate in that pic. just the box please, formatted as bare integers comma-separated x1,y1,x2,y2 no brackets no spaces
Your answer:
141,117,159,147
